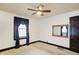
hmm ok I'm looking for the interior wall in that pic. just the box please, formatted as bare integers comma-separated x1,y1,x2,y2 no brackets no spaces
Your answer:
39,10,79,48
0,9,79,50
29,18,39,42
0,10,38,50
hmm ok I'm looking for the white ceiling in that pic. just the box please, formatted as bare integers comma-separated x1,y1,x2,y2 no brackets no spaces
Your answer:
0,3,79,19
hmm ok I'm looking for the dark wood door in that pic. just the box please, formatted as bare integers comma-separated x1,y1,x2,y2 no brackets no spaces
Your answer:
70,16,79,52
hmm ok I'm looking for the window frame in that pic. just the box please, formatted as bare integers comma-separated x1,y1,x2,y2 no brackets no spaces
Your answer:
52,24,68,38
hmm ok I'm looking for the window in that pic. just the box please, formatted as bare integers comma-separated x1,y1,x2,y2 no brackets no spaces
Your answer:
62,26,67,33
52,25,68,38
61,26,68,37
18,24,27,39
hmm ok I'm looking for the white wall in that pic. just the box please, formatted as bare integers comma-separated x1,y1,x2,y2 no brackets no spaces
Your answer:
39,10,79,48
0,10,38,50
29,19,39,42
0,10,79,50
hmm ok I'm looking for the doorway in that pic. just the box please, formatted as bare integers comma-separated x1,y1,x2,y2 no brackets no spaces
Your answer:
70,16,79,52
14,17,29,48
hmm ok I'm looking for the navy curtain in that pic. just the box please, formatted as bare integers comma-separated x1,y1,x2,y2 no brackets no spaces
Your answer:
14,17,29,48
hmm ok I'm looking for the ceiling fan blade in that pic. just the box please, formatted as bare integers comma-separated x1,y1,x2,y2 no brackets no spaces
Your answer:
27,8,37,11
32,12,36,15
42,10,51,12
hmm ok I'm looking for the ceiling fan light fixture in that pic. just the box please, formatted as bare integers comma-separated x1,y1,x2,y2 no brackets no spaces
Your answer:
27,4,51,16
37,11,42,15
39,7,42,10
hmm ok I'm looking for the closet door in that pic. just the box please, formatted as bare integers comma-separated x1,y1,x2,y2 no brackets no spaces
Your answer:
70,16,79,52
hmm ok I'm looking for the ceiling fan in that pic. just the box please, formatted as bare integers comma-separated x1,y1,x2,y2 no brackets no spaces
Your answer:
27,4,51,16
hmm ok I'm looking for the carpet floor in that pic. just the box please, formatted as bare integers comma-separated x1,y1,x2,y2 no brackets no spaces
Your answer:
0,42,78,55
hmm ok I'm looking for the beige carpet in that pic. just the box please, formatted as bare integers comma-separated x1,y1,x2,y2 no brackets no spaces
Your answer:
0,42,78,55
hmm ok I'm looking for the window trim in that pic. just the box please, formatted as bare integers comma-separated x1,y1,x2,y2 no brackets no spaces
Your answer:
52,24,68,38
